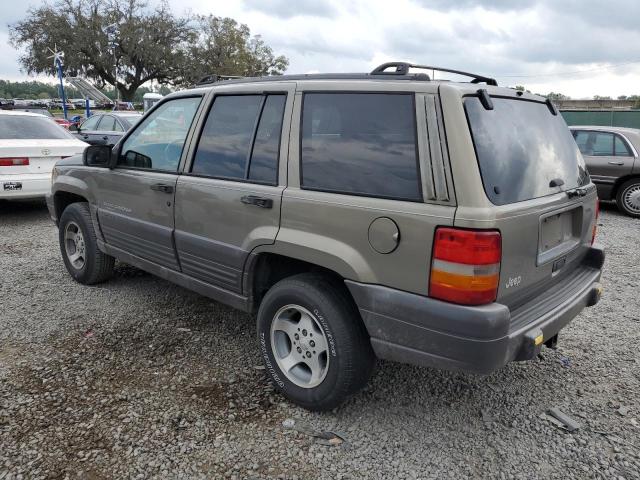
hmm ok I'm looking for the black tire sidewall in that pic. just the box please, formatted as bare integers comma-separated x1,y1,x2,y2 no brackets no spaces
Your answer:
59,203,99,283
257,280,352,410
617,180,640,218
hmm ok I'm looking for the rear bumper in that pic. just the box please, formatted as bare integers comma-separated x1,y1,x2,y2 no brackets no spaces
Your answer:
346,245,605,375
0,173,51,199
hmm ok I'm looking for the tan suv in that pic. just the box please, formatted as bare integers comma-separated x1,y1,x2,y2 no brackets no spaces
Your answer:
47,63,604,410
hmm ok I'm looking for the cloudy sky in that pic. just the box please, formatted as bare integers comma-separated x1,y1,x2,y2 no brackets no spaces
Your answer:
2,0,640,98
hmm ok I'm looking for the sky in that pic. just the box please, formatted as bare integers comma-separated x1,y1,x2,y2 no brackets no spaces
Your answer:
2,0,640,98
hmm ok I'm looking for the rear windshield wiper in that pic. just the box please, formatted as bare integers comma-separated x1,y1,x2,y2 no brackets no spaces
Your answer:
566,187,588,198
549,178,565,188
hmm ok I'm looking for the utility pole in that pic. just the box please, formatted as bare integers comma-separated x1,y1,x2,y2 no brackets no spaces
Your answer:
47,46,68,120
106,23,120,109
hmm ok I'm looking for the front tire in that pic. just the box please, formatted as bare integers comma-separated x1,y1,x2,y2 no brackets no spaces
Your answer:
59,202,115,284
616,178,640,218
257,273,375,411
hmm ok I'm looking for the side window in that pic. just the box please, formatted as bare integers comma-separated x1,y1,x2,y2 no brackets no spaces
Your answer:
191,94,285,184
112,120,125,132
118,97,201,171
591,132,614,156
573,131,591,155
301,93,421,201
614,135,632,156
249,95,285,183
98,116,116,132
81,115,101,130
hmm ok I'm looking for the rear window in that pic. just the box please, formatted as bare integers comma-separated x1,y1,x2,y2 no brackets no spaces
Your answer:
301,93,421,201
0,115,73,140
465,97,589,205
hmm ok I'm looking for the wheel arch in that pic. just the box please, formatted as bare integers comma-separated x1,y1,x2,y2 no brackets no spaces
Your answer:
612,174,640,198
244,251,358,314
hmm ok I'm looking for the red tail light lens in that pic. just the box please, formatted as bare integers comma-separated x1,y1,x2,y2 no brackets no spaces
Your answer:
0,158,29,166
591,199,599,245
430,227,501,305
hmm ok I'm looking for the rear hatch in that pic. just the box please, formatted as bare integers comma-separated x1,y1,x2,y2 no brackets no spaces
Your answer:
457,91,597,309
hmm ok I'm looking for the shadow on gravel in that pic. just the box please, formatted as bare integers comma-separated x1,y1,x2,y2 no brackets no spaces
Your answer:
0,199,48,216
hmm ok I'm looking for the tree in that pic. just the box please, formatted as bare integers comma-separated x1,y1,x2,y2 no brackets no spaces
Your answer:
10,0,194,101
178,15,288,86
545,92,570,101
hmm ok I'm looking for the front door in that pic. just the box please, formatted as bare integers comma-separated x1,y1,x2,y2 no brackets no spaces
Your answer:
93,96,204,270
174,85,294,293
76,115,103,145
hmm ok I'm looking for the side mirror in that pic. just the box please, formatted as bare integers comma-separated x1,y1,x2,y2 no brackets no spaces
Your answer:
83,145,112,167
69,124,79,132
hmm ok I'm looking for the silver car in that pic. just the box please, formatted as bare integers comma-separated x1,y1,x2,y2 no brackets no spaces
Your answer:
571,126,640,217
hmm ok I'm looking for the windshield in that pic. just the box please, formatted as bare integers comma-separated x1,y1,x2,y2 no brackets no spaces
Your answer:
0,115,73,140
21,109,53,117
465,97,589,205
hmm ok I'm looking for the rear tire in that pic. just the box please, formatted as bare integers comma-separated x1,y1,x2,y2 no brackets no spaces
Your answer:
256,273,375,411
616,178,640,218
59,202,114,284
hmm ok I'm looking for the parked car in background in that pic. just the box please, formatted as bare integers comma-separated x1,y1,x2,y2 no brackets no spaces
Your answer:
48,63,604,410
13,107,72,129
570,126,640,217
70,112,142,146
0,111,87,199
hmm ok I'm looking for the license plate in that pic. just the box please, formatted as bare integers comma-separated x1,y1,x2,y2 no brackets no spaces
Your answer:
538,207,581,265
3,182,22,191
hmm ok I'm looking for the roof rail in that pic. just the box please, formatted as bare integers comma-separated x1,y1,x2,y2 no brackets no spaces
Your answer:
194,74,244,86
371,62,498,86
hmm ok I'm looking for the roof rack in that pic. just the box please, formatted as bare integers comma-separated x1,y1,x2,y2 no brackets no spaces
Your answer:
370,62,498,86
194,74,244,86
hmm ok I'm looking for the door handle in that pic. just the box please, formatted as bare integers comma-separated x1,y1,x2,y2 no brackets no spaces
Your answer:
102,136,109,140
608,161,624,165
241,195,273,209
150,183,174,193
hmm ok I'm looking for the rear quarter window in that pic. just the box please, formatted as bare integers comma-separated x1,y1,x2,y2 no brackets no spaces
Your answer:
300,93,421,201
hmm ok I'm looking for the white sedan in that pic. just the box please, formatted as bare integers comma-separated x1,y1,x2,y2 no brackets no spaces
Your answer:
0,110,88,199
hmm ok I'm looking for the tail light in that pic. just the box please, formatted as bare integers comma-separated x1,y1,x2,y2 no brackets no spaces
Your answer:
0,157,29,166
429,227,501,305
591,199,599,245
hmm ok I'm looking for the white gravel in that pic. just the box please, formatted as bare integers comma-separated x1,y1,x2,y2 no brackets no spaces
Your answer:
0,199,639,479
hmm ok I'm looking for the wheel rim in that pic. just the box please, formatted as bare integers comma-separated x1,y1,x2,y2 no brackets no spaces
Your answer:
64,221,86,270
622,184,640,214
270,304,330,389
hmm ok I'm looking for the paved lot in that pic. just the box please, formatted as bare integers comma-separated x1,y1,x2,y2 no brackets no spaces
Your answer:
0,200,639,479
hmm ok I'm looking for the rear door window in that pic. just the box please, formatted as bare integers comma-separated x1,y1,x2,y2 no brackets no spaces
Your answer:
300,93,421,201
465,97,589,205
191,94,285,184
592,132,614,156
614,135,632,156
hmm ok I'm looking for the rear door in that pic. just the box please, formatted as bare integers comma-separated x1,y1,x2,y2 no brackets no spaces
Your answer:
92,96,203,270
573,129,635,184
173,85,293,293
456,91,597,309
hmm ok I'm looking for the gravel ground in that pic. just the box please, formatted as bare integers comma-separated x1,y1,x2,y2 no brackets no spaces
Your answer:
0,199,639,480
